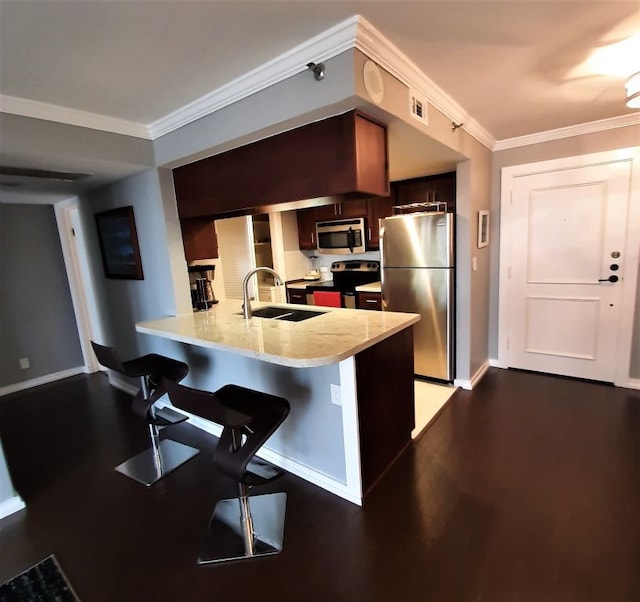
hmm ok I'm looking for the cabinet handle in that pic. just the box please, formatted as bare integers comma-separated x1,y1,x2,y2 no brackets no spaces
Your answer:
365,299,377,303
368,227,371,240
311,232,315,244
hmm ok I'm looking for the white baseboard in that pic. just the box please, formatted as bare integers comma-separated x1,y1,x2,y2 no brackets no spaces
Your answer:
0,367,85,397
454,360,490,391
157,402,362,506
489,358,507,368
108,373,139,396
0,495,26,520
623,378,640,391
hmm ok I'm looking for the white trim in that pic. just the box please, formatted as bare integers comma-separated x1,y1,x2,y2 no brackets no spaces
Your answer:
0,495,26,520
158,401,363,506
0,94,150,139
54,197,101,373
494,114,640,151
498,148,640,388
0,367,84,397
108,373,139,397
625,379,640,391
489,358,507,368
454,360,490,390
354,16,496,150
147,17,360,139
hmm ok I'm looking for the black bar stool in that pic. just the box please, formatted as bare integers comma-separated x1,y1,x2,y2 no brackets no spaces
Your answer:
91,341,199,486
164,378,290,564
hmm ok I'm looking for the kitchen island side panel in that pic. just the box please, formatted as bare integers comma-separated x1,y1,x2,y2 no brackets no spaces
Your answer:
355,326,415,495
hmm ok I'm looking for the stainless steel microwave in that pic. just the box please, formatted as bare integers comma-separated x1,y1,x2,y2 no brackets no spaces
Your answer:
316,218,366,254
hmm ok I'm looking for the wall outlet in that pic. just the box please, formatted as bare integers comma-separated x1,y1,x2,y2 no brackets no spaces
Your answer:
19,357,30,370
330,384,342,406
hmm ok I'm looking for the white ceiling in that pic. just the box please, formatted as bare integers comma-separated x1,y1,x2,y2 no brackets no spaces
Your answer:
1,0,639,202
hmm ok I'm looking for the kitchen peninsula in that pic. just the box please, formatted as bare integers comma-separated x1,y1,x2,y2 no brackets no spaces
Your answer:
136,300,418,505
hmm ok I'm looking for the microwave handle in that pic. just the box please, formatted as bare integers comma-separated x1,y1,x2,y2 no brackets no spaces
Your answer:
347,227,355,253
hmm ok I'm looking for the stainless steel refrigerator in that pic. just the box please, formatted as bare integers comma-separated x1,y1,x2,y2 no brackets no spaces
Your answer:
380,212,454,381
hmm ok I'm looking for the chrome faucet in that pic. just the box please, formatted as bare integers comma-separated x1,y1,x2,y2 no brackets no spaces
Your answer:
242,267,283,319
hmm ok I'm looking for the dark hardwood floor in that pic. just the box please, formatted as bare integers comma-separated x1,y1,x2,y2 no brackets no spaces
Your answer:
1,369,639,602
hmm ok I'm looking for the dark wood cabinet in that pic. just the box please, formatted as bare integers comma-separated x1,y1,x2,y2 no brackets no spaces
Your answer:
174,110,389,220
357,291,382,311
287,288,307,305
180,218,218,261
366,196,393,250
392,172,456,214
296,208,317,250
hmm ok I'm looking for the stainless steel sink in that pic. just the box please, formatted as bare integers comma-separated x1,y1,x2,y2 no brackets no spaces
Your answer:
250,306,328,322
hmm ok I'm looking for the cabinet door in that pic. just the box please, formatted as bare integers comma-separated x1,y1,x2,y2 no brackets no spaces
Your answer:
314,204,339,221
357,292,382,310
366,196,393,249
339,199,369,218
180,219,218,261
296,208,317,250
287,289,308,305
393,172,456,213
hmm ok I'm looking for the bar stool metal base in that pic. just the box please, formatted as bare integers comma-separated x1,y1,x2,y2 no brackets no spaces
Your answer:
197,492,287,564
115,439,199,486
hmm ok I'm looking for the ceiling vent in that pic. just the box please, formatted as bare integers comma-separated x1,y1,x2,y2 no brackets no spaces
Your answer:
409,90,428,125
0,165,92,181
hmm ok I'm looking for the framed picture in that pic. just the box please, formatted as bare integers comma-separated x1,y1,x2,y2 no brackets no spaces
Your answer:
95,206,144,279
477,210,490,248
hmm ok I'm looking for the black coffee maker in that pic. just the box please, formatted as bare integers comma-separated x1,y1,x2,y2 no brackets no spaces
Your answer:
188,264,218,310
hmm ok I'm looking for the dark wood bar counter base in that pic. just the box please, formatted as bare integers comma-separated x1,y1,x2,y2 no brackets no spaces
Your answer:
1,369,639,601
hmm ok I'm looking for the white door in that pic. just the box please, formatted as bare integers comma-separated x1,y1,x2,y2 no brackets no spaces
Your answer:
504,160,632,382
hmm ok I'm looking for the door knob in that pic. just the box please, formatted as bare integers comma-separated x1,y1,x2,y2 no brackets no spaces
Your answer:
598,275,619,283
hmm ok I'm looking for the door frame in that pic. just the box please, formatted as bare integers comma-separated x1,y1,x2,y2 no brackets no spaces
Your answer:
54,196,103,373
498,147,640,389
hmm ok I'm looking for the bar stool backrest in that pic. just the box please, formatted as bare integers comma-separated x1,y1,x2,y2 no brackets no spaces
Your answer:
163,378,289,484
91,341,126,374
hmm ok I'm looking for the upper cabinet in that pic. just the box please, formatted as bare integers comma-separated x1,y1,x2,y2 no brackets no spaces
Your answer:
173,110,389,220
366,196,393,249
392,172,456,214
180,218,218,261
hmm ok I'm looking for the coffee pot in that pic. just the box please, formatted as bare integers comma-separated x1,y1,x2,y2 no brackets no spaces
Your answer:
188,264,218,310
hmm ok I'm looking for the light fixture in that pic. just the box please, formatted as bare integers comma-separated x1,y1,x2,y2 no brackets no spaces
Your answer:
626,71,640,109
306,62,326,81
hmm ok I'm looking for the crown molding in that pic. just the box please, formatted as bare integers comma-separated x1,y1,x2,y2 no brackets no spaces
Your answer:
493,113,640,151
147,16,360,139
352,16,496,150
0,95,150,139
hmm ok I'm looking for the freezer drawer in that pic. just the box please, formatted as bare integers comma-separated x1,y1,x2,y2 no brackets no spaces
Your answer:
382,267,453,380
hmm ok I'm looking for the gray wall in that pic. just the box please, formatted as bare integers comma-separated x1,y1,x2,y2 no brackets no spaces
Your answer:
491,125,640,378
78,169,185,362
0,204,83,387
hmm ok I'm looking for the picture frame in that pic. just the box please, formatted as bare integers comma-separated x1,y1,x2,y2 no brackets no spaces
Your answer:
477,210,490,248
95,206,144,280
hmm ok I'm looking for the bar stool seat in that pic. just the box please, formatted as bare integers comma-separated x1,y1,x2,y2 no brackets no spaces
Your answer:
91,341,199,486
164,379,290,564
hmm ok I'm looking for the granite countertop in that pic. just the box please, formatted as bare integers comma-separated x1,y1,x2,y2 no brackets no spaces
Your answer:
355,281,381,293
136,299,418,368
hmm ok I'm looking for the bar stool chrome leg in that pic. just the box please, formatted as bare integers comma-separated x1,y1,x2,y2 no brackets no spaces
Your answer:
114,377,199,486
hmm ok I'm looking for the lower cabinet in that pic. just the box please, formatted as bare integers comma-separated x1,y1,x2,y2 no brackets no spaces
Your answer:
287,288,307,305
357,292,382,311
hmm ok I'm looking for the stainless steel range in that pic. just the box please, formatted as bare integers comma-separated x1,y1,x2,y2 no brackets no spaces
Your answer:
306,260,380,308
